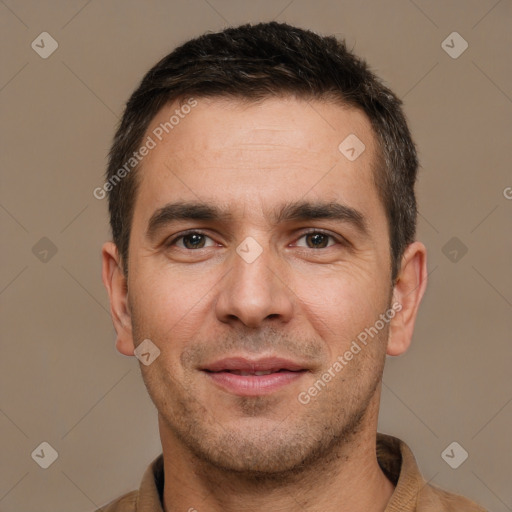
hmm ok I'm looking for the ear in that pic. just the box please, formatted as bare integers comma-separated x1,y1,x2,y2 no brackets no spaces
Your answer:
387,241,428,356
101,241,135,356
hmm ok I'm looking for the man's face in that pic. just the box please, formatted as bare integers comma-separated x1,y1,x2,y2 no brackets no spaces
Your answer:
125,97,393,475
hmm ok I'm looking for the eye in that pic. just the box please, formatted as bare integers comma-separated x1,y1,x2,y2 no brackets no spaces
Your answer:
295,230,339,249
166,231,216,250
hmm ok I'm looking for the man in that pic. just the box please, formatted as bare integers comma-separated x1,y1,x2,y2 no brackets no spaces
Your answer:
99,22,486,512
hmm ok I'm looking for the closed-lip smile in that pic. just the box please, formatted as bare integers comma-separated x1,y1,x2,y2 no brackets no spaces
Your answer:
200,356,309,396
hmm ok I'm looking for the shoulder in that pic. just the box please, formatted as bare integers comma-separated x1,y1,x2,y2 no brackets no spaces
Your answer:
418,482,488,511
95,490,138,512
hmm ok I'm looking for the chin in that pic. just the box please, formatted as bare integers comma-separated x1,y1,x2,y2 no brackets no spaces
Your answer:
183,416,343,479
199,440,310,476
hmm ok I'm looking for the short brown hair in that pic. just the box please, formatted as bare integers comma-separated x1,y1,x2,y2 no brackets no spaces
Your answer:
106,21,419,283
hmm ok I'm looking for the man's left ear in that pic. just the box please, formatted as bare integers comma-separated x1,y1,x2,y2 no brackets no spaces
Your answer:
387,241,428,356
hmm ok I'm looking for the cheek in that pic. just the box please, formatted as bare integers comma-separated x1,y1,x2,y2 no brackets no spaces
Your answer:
130,268,219,361
134,264,214,317
290,269,390,355
292,266,385,320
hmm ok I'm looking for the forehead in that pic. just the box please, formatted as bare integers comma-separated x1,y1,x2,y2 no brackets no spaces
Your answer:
133,96,384,229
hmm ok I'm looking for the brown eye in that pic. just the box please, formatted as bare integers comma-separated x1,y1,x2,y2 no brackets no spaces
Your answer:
296,231,337,249
167,231,215,250
305,233,330,248
182,233,206,249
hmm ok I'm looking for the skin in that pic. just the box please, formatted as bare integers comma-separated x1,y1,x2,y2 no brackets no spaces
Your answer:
102,96,427,512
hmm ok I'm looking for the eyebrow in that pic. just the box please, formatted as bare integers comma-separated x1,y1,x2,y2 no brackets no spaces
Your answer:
146,200,369,241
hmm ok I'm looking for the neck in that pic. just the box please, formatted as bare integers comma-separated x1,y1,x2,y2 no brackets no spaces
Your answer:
159,396,395,512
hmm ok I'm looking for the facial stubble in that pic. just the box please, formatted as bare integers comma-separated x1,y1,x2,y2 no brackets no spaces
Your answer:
133,317,389,483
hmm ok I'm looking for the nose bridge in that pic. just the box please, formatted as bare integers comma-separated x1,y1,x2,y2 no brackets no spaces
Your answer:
215,237,293,328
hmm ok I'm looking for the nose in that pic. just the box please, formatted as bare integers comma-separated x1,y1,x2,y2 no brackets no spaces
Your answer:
214,241,294,329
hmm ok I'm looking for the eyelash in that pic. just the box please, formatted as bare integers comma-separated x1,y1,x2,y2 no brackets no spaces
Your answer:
164,229,345,250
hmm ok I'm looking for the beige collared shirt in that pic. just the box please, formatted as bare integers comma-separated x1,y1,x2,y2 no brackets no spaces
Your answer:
97,433,487,511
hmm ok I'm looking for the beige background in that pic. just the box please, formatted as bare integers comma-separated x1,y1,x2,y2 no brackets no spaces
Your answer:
1,1,511,511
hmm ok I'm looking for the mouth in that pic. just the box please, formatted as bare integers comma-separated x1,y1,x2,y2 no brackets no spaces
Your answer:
200,357,309,396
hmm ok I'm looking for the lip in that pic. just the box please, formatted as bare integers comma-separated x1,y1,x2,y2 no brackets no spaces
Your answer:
202,356,306,373
201,356,308,396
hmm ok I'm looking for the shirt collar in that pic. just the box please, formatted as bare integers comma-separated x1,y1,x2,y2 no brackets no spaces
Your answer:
377,433,426,512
